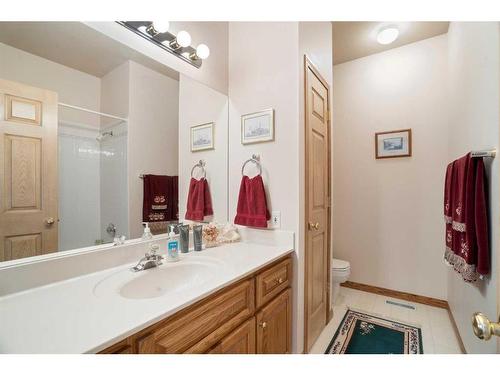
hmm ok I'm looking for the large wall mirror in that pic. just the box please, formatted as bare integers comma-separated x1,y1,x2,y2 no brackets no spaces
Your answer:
0,22,229,263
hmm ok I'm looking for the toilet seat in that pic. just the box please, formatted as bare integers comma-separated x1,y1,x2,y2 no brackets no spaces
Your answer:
332,258,350,271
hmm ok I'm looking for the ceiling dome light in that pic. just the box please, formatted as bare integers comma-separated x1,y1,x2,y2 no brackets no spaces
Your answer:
152,20,170,34
176,31,192,48
195,44,210,59
377,26,399,45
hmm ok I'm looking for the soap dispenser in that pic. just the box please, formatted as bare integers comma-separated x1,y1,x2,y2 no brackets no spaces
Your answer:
142,222,153,241
166,225,180,262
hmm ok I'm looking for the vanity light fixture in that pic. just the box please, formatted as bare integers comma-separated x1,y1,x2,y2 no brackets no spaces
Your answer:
117,21,209,68
376,26,399,45
146,20,170,35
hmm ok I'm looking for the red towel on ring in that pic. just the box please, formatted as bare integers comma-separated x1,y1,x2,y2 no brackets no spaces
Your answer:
234,175,270,228
185,178,213,221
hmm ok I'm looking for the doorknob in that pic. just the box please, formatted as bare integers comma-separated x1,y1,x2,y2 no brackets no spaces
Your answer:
44,217,55,225
472,312,500,340
308,222,320,230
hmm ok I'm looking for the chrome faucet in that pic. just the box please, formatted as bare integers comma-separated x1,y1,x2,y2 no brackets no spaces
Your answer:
131,244,163,272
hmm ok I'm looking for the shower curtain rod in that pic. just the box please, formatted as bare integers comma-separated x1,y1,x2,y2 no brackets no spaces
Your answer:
58,102,129,122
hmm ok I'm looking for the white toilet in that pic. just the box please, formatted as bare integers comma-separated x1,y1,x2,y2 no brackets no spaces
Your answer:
331,258,351,303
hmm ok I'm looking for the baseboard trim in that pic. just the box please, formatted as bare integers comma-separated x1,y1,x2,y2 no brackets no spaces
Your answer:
341,281,448,309
446,305,467,354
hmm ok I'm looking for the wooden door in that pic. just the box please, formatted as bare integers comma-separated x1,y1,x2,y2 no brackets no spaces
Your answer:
256,288,291,354
0,78,58,262
209,317,256,354
304,56,331,352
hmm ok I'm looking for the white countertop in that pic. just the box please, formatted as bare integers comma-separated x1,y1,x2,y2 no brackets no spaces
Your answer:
0,240,293,353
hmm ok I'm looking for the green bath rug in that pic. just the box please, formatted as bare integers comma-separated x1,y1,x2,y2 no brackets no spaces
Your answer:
325,309,423,354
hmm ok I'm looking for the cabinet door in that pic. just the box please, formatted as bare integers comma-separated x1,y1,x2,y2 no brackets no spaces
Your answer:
256,288,291,354
210,317,256,354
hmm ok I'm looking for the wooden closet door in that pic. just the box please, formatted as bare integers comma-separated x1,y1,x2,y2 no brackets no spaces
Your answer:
304,56,331,352
0,78,58,261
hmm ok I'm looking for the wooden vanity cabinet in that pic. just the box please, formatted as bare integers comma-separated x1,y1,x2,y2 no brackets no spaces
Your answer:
256,288,292,354
99,254,292,355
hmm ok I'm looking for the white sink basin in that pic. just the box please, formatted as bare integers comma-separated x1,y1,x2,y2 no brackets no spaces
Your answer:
93,257,223,300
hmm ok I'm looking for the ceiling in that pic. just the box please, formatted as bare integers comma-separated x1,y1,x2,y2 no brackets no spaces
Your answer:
332,22,450,65
0,22,179,79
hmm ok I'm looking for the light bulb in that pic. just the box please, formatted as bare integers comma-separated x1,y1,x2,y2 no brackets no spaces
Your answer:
196,44,210,59
176,30,192,48
153,20,170,34
377,26,399,45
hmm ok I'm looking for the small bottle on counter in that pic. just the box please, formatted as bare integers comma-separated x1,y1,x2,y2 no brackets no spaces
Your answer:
193,225,203,251
166,226,180,262
179,224,190,253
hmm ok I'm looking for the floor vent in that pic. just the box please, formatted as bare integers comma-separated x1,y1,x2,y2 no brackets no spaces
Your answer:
386,300,416,310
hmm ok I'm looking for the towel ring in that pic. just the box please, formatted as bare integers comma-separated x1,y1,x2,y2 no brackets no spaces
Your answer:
191,160,206,179
241,154,262,176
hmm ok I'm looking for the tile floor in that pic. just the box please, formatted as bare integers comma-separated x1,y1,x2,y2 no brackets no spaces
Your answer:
309,286,463,354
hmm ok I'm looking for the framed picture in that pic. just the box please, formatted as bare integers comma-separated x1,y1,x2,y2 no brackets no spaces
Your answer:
241,109,274,144
191,122,214,152
375,129,412,159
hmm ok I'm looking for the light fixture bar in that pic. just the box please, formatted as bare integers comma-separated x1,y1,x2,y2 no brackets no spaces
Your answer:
117,21,203,68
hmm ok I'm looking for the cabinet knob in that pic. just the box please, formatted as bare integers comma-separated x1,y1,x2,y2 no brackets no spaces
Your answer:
259,322,267,329
276,277,284,284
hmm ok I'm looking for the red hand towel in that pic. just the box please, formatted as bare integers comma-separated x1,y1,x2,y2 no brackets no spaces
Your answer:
444,153,490,282
474,158,490,276
443,161,454,261
234,175,270,228
185,178,213,221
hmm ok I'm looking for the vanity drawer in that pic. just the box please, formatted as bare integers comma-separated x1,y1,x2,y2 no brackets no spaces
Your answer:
154,278,255,353
256,257,292,309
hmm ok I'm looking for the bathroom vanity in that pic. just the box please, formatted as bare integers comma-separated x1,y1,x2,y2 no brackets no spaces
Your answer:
0,229,294,354
100,255,292,354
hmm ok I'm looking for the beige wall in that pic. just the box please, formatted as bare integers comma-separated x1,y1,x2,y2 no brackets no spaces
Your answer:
85,22,228,95
0,42,101,127
178,74,228,223
332,35,449,300
446,22,499,354
127,61,179,238
228,21,301,351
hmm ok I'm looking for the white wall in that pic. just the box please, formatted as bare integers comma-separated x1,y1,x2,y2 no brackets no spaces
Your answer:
0,42,101,128
178,74,228,222
332,35,449,300
228,22,301,351
127,61,179,238
85,22,228,95
446,22,499,354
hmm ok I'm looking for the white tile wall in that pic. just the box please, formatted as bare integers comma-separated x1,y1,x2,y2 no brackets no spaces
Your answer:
100,122,128,242
58,127,101,251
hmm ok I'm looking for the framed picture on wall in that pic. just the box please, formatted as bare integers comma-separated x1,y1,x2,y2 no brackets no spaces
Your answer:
375,129,412,159
191,122,214,152
241,109,274,144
